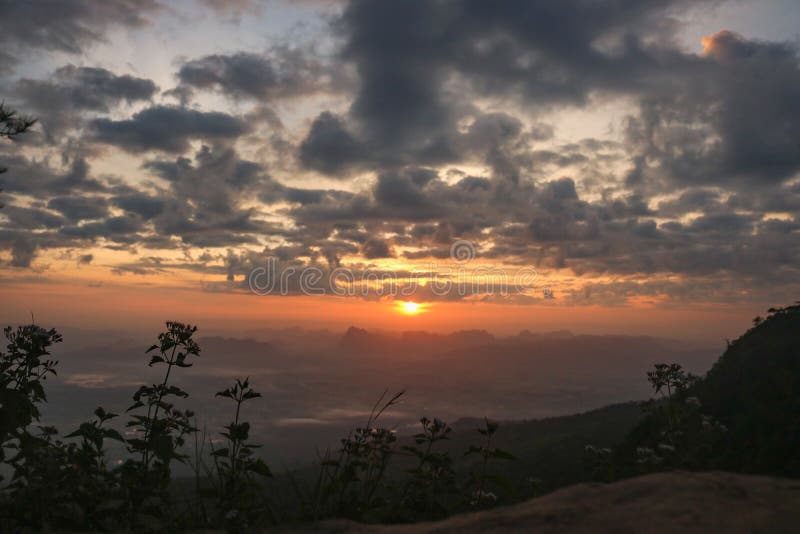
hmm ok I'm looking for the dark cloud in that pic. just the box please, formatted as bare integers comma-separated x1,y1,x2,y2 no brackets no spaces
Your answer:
0,154,106,195
626,30,800,188
10,237,37,268
47,196,109,221
298,0,707,175
361,237,394,259
0,146,283,261
135,145,286,247
298,112,362,176
298,1,800,196
1,205,66,230
91,106,249,153
15,66,157,136
177,48,329,101
144,145,267,215
18,65,156,111
374,172,428,211
111,193,165,220
0,0,160,69
60,215,143,241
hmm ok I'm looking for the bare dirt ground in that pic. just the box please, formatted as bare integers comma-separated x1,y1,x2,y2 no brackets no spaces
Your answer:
277,471,800,533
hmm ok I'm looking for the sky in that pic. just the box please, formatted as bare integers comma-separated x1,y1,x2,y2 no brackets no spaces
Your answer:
1,0,800,340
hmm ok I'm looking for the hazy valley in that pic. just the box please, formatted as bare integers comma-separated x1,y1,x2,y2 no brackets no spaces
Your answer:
41,326,719,465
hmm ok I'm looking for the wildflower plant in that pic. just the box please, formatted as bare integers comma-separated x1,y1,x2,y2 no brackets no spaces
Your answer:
210,377,273,531
0,325,61,449
401,416,456,520
0,325,65,529
636,362,724,470
464,419,515,509
120,321,200,528
310,389,403,520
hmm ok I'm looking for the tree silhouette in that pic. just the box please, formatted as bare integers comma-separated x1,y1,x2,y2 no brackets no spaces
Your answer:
0,101,37,207
0,102,36,140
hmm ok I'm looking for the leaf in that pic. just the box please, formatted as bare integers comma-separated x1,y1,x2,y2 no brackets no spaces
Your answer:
249,458,272,477
464,445,482,456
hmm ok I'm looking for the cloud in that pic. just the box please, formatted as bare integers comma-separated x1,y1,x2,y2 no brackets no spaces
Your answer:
0,154,106,195
77,254,94,265
47,196,109,221
4,0,800,307
0,0,161,67
177,47,330,101
111,193,165,220
15,65,157,137
625,30,800,188
361,237,394,259
90,105,249,153
298,112,362,176
10,237,37,268
1,205,66,230
298,0,708,176
60,215,143,242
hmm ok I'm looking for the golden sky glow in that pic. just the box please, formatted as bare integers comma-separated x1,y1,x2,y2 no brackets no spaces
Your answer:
1,1,798,343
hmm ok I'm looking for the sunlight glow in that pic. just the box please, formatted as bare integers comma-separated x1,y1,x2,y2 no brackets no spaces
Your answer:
400,301,422,315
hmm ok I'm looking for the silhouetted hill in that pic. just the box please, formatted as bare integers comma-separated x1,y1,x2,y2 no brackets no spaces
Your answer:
338,327,495,357
618,303,800,478
339,326,382,352
400,329,495,352
693,304,800,476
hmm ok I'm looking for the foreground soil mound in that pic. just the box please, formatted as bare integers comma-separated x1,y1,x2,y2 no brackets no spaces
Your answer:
287,471,800,533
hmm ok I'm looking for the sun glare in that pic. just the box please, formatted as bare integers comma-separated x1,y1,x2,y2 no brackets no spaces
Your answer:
400,301,422,314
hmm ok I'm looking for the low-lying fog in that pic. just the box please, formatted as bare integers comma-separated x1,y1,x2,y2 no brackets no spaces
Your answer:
40,326,720,468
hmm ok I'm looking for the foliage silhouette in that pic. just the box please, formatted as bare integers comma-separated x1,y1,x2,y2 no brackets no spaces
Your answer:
209,377,273,531
0,101,36,199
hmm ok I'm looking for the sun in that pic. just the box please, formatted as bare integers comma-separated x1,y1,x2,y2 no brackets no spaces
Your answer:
399,301,422,315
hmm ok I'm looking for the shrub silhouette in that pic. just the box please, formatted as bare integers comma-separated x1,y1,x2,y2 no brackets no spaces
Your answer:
121,321,200,529
209,378,273,530
308,389,404,521
400,416,457,520
464,418,515,509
